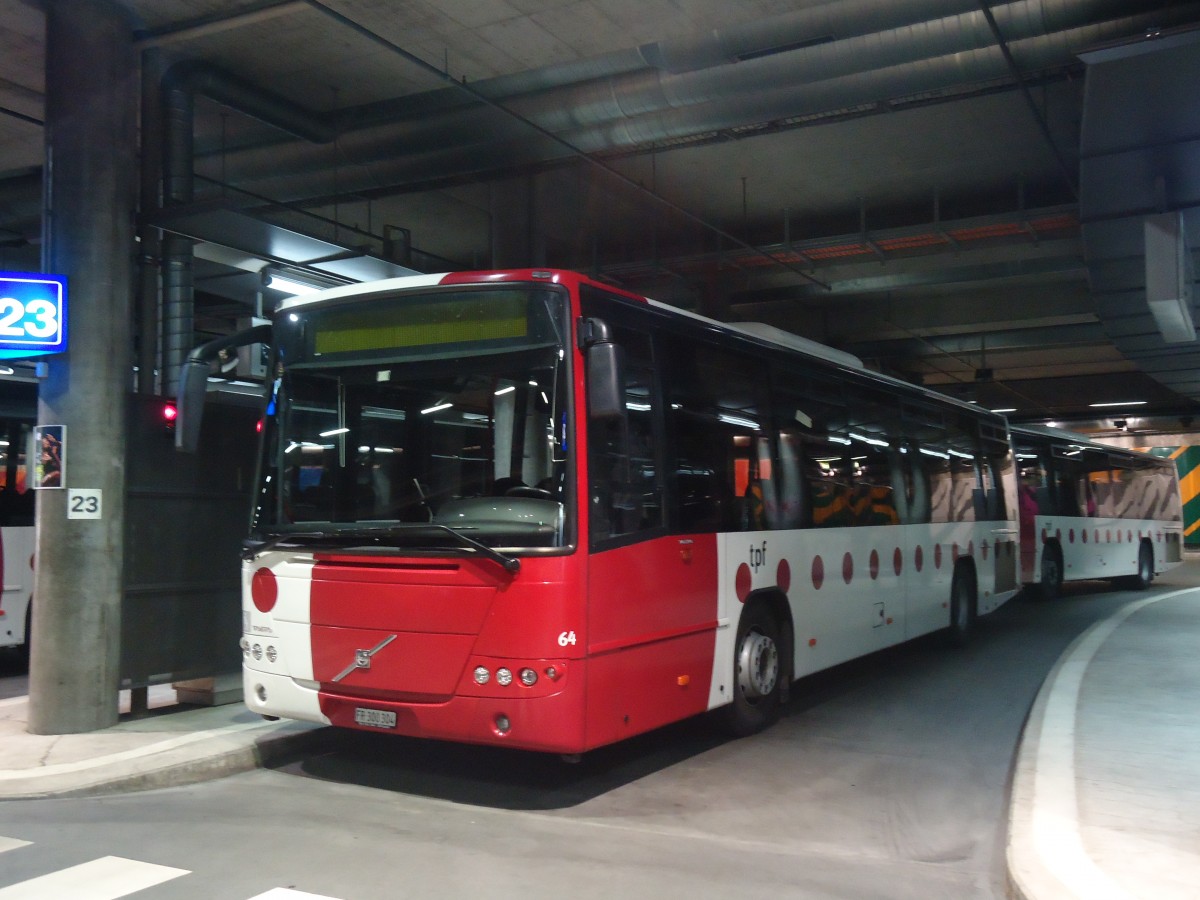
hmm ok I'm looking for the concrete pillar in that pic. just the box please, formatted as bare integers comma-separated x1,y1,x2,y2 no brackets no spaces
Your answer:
28,0,136,734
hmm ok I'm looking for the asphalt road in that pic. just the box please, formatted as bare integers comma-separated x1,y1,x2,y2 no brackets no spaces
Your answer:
0,571,1191,900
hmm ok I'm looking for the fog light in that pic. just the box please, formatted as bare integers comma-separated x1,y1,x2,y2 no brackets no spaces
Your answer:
519,668,537,686
496,667,513,686
240,638,250,656
255,683,267,702
266,645,278,663
252,643,263,660
495,714,511,734
545,666,559,680
473,666,490,685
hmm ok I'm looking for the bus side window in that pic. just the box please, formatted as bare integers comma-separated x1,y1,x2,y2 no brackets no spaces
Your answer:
661,339,768,533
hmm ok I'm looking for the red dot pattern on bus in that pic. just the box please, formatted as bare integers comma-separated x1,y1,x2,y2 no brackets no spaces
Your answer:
795,541,1017,592
729,528,1171,600
777,558,791,593
735,563,752,603
251,567,278,613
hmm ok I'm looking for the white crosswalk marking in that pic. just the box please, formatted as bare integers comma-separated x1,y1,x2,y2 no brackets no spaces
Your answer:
0,855,189,899
0,836,31,854
246,890,344,900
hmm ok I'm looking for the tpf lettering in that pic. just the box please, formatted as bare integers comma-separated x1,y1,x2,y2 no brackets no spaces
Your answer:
749,541,768,572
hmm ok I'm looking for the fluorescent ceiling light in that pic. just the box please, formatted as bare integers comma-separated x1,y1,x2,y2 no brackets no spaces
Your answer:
848,431,888,448
319,427,349,437
494,385,516,395
266,275,321,295
991,408,1017,413
421,402,452,415
718,413,759,429
1088,400,1147,408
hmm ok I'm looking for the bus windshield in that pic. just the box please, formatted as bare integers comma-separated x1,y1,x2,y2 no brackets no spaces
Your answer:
254,286,572,550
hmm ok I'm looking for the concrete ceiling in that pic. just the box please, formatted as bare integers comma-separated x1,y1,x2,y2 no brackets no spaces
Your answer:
3,0,1200,435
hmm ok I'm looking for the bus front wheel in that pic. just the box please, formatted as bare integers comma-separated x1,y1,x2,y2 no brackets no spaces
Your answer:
1120,541,1154,591
718,603,783,737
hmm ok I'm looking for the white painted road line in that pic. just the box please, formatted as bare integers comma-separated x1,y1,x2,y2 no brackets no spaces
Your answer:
0,835,30,854
0,855,189,899
247,890,345,899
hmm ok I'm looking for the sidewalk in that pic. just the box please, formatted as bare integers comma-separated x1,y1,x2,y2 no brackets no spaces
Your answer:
2,590,1199,899
1007,586,1200,900
0,684,327,799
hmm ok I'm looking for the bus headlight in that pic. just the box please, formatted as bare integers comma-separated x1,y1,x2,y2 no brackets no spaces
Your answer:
473,666,490,685
519,668,538,686
496,667,513,686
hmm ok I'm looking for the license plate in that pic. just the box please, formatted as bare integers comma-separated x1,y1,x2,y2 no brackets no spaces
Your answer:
354,707,396,729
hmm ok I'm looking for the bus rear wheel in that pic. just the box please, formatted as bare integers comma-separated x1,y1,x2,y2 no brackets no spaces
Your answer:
946,564,977,648
1037,544,1063,601
18,602,30,667
718,603,783,737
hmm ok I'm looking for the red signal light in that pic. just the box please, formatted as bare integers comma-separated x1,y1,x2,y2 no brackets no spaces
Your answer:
162,404,178,423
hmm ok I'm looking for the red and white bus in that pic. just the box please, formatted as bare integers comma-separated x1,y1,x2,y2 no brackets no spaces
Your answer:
1012,424,1183,599
192,269,1022,754
0,388,36,663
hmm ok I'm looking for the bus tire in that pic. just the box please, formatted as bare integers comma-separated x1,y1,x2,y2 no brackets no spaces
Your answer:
18,601,30,666
717,602,783,737
1036,543,1063,601
1120,541,1154,591
946,563,977,648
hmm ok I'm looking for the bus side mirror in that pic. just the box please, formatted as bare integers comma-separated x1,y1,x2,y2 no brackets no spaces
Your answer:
174,357,211,453
580,318,626,421
174,322,274,454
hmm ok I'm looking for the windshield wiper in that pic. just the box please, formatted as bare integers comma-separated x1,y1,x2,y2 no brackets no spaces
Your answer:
243,524,520,573
424,524,521,573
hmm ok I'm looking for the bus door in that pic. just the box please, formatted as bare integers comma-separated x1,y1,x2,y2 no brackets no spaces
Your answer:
582,316,716,744
981,451,1019,598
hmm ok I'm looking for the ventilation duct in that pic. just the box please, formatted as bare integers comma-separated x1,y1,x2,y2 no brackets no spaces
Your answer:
1079,25,1200,398
1144,211,1196,343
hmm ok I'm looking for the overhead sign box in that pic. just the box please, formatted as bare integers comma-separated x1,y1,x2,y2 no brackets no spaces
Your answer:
0,270,67,358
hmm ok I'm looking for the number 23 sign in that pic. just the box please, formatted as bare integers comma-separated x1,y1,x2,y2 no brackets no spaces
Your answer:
0,271,67,358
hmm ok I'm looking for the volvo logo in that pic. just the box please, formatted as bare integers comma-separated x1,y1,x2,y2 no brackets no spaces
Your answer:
332,634,397,683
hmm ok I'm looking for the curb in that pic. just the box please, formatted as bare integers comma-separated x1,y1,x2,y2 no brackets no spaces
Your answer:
0,721,335,800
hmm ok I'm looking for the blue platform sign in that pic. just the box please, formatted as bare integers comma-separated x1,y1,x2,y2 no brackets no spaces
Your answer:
0,270,67,359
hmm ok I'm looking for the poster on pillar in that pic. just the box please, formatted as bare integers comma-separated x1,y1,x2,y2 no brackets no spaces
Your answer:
0,270,68,358
32,424,64,489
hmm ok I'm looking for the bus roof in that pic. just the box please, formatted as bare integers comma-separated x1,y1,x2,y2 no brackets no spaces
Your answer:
273,268,1004,423
1010,422,1166,461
